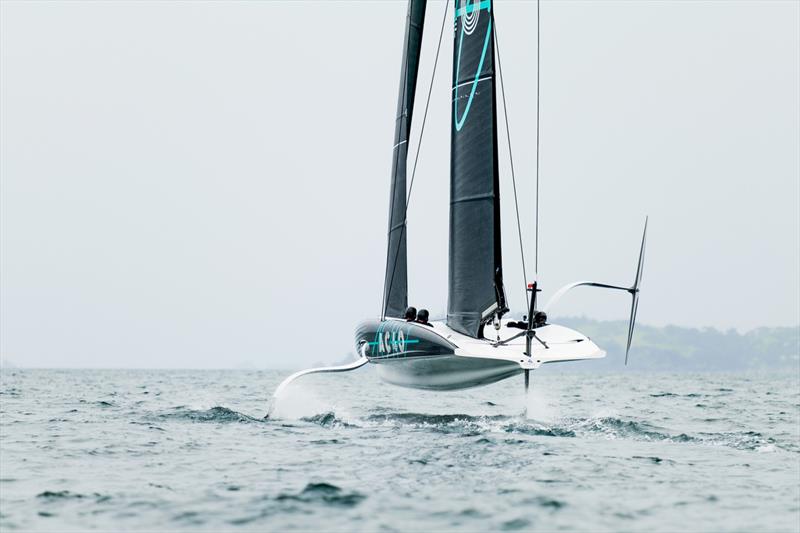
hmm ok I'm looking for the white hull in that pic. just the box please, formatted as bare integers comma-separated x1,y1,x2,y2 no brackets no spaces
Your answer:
269,319,608,414
374,353,522,390
360,318,606,391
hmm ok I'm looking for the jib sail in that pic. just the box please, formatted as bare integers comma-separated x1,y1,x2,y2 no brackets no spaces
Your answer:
383,0,427,318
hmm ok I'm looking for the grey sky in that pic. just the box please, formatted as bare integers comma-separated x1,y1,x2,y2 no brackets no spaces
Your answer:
1,0,798,369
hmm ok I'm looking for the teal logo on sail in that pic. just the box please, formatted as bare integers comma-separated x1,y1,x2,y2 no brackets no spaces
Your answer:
459,0,481,34
454,0,492,132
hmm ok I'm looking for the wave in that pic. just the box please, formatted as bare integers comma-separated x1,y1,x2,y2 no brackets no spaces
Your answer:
695,430,784,452
366,412,509,426
155,406,264,424
37,490,111,503
569,416,694,443
301,411,576,437
226,482,367,525
275,483,366,508
146,404,792,454
296,410,789,452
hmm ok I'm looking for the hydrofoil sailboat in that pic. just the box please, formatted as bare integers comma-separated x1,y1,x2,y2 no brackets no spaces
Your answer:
271,0,647,406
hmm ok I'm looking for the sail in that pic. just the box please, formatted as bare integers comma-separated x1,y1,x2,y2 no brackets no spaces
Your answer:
447,0,506,337
383,0,427,319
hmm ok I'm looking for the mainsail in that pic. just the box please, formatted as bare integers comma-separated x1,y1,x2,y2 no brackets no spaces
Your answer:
383,0,427,318
447,0,506,337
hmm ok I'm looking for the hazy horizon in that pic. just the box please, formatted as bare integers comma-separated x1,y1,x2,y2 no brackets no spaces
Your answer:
2,317,796,371
2,0,798,368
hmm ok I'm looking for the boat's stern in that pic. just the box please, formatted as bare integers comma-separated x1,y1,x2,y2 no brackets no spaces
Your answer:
454,322,606,367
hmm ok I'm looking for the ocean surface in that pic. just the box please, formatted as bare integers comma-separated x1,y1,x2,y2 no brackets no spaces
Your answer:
0,368,798,532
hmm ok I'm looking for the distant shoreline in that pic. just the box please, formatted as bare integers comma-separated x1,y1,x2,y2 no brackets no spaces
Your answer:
2,318,798,372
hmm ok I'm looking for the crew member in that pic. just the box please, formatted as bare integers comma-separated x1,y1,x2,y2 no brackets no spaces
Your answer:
404,306,417,321
416,308,433,326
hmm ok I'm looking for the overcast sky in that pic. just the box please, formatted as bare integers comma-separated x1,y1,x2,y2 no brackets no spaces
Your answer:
1,0,798,369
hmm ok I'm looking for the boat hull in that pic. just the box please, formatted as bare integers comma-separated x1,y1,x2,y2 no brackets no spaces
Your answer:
355,317,606,391
373,353,521,390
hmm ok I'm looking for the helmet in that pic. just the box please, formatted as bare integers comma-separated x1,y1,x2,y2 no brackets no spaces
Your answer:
417,309,430,323
404,306,417,320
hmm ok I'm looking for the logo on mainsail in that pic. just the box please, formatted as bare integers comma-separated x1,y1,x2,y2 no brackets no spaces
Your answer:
453,0,492,132
460,0,480,35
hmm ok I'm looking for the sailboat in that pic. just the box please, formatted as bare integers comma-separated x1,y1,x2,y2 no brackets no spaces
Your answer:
271,0,646,404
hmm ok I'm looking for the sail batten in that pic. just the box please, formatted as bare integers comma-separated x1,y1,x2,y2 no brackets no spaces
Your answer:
447,0,506,338
383,0,427,319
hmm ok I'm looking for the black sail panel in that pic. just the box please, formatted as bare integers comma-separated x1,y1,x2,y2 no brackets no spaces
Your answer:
447,0,505,337
383,0,427,318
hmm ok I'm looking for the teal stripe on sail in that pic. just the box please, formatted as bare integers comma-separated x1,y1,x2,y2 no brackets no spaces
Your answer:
453,17,493,131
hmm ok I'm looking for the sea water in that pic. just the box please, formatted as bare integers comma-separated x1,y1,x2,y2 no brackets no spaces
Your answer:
1,368,798,532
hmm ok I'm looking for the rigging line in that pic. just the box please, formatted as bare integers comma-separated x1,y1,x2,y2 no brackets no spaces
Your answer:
384,0,450,319
535,0,541,276
493,17,529,312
